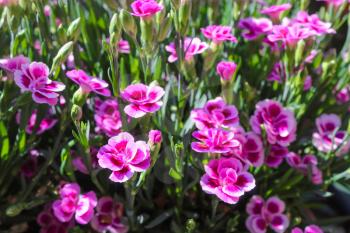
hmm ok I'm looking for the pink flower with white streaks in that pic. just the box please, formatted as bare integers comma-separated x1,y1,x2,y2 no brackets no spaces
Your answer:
267,24,311,48
250,99,297,146
201,25,237,44
165,37,208,63
267,62,285,83
242,132,265,167
286,153,323,184
266,145,288,168
37,204,73,233
0,55,29,73
66,69,111,97
335,85,350,104
246,195,289,233
97,132,151,182
200,158,255,204
191,97,239,130
14,62,65,105
216,61,237,81
52,183,97,225
118,39,130,54
293,11,335,36
16,110,57,135
148,129,162,145
94,98,122,137
260,4,292,20
121,83,164,118
312,114,350,155
191,128,243,154
292,225,323,233
130,0,163,19
91,197,128,233
238,18,273,40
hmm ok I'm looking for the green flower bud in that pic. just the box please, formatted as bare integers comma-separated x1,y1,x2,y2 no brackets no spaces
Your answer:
57,24,67,44
119,9,137,38
67,17,81,42
51,41,74,74
294,40,305,66
158,14,172,42
71,104,83,122
109,13,121,36
179,0,191,35
140,18,154,52
72,88,88,106
6,203,26,217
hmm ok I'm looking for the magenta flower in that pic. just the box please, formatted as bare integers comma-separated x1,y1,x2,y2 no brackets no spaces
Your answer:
14,62,65,105
260,3,292,20
165,37,208,63
293,11,335,36
286,153,323,184
216,61,237,81
335,85,350,104
37,204,72,233
267,24,311,48
72,148,98,175
201,25,237,44
266,145,288,168
16,110,57,135
250,99,297,146
238,18,273,40
292,225,324,233
242,132,265,167
44,5,51,17
148,129,162,144
97,132,151,182
246,195,289,233
191,97,239,130
305,50,318,63
121,83,164,118
66,69,111,97
118,39,130,54
0,55,29,73
91,197,128,233
312,114,350,155
191,128,243,154
130,0,163,19
267,62,285,83
94,98,122,137
304,76,312,91
52,183,97,225
200,158,255,204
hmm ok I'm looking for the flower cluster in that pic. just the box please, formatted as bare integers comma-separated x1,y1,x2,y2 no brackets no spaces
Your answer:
94,98,122,137
287,153,323,184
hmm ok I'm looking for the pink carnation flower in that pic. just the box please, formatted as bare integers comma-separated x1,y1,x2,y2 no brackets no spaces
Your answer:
165,37,208,63
72,148,98,175
191,97,239,130
238,18,273,40
266,145,288,168
312,114,350,155
292,225,324,233
0,55,29,73
121,83,164,118
335,85,350,104
16,110,57,135
37,204,72,233
0,0,17,6
94,98,122,137
200,158,255,204
191,128,243,154
131,0,163,19
148,129,162,144
201,25,237,44
118,39,130,54
53,183,97,225
216,61,237,81
44,5,51,17
260,3,292,20
91,197,128,233
246,195,289,233
14,62,65,105
293,11,335,36
97,132,151,182
242,132,265,167
66,69,111,97
267,62,285,83
268,24,311,48
250,99,297,146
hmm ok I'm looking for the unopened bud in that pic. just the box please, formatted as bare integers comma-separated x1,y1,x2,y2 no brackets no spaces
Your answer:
179,0,191,35
109,13,121,36
158,14,172,42
67,17,81,41
72,88,88,106
51,41,74,73
71,104,83,122
119,9,137,38
148,130,162,145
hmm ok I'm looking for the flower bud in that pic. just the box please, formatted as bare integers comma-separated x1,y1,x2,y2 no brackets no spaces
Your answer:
67,17,81,42
119,9,137,38
71,104,83,122
216,61,237,81
140,18,154,50
178,0,191,35
148,130,162,145
109,13,121,35
294,40,305,66
158,14,172,42
72,88,88,106
51,41,74,73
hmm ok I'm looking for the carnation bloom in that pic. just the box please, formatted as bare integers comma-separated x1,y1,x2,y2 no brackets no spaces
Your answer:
16,110,57,135
293,11,335,36
200,158,255,204
121,83,164,118
242,132,265,167
91,197,128,233
312,114,350,155
118,39,130,54
94,98,122,137
260,3,292,20
14,62,65,105
44,5,51,17
250,99,297,146
286,153,323,184
267,24,311,48
201,25,237,44
191,97,239,130
216,61,237,81
97,132,151,182
37,204,72,233
335,85,350,104
52,183,97,225
148,129,162,144
266,145,288,168
292,225,324,233
191,128,243,154
267,62,284,83
165,37,208,63
66,69,111,97
238,18,273,40
0,55,29,73
130,0,163,19
246,195,289,233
